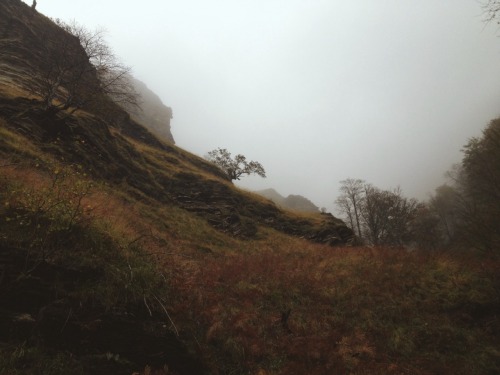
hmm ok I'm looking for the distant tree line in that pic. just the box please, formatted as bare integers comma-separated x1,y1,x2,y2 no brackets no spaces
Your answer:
335,179,419,247
336,119,500,254
410,118,500,253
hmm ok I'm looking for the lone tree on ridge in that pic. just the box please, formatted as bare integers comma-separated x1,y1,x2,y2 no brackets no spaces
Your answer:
206,148,266,181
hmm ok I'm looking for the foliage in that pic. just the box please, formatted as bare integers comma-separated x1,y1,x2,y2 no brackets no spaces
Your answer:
409,204,442,250
2,163,93,265
0,161,169,311
411,119,500,253
429,184,462,244
206,147,266,181
0,124,498,375
362,185,419,246
460,119,500,252
335,180,419,246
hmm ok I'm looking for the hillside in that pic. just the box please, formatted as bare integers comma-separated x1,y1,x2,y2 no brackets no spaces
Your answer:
127,78,175,144
256,188,320,213
0,0,353,247
0,1,499,375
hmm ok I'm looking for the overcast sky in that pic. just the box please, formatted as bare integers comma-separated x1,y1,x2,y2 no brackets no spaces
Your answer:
27,0,500,211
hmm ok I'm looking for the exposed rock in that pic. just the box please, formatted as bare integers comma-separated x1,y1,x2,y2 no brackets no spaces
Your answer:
0,0,354,247
171,173,354,244
126,78,175,144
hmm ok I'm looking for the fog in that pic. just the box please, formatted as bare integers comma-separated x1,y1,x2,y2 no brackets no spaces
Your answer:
27,0,500,211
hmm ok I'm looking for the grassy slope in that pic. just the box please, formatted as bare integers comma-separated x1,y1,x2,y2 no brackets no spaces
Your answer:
0,4,498,372
1,98,499,375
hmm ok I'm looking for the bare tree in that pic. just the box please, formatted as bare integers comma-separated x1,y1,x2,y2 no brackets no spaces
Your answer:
482,0,500,24
335,195,356,233
29,19,139,115
335,178,364,238
340,184,420,247
385,187,419,246
206,148,266,181
360,185,389,246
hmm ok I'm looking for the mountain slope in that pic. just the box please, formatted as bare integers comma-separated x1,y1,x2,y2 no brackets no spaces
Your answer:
128,77,175,144
1,2,498,375
257,188,320,213
0,0,353,246
0,1,353,373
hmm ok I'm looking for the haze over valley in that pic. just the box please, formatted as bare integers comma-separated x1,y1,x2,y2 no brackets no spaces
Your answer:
25,0,500,210
1,2,499,374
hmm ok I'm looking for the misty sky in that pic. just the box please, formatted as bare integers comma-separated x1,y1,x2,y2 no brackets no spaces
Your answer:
26,0,500,211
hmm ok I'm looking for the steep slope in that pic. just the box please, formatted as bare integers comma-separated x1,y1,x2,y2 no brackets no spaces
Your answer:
128,77,175,144
0,1,354,373
3,3,497,375
0,0,353,246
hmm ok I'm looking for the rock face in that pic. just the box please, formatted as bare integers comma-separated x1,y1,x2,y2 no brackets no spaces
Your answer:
0,0,175,146
0,0,93,93
0,0,354,247
127,78,175,144
257,188,320,213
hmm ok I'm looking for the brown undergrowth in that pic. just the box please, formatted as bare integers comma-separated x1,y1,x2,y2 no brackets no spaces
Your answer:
1,159,499,374
165,241,500,375
0,101,498,374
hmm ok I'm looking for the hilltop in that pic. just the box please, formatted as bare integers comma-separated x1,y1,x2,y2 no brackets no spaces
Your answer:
0,1,499,375
256,188,320,213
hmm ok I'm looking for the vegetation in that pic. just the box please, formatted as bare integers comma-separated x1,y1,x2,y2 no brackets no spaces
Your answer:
335,118,500,254
206,147,266,181
1,155,498,374
0,1,499,374
184,243,499,375
28,18,139,115
397,119,500,254
335,180,419,246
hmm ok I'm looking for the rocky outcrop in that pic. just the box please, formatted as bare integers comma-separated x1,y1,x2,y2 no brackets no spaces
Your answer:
127,78,175,144
0,0,353,246
170,173,354,245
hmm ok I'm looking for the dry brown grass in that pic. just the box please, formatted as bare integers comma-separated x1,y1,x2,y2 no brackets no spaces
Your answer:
1,158,498,375
158,237,500,375
0,81,33,98
1,93,498,375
